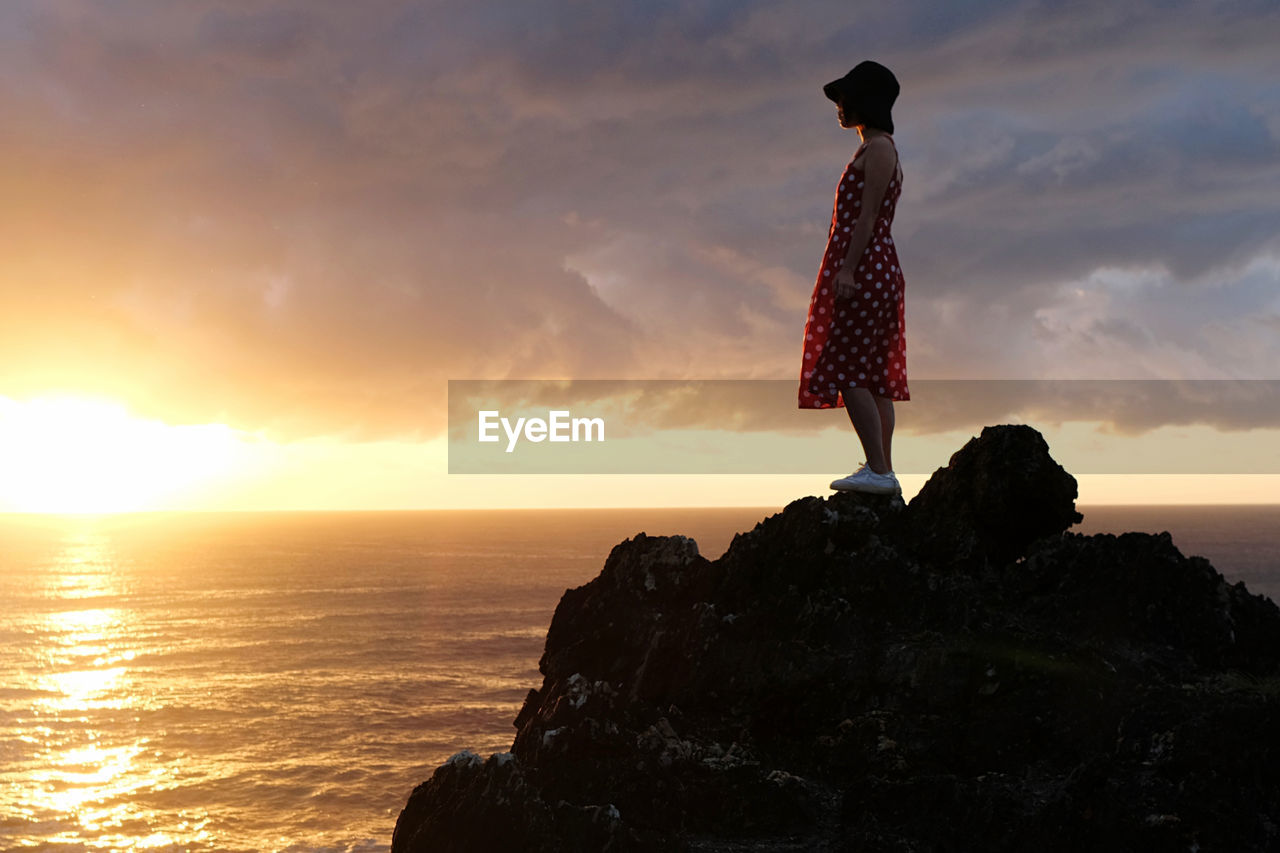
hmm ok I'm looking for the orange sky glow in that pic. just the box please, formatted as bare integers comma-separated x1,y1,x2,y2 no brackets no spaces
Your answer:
1,392,1275,513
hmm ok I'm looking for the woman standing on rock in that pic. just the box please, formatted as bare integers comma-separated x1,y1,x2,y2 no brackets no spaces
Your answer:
797,60,909,496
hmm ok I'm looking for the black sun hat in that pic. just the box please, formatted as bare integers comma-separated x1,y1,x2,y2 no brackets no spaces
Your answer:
823,60,899,134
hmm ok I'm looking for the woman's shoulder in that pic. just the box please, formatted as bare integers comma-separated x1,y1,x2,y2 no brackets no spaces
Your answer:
851,135,895,168
864,134,895,152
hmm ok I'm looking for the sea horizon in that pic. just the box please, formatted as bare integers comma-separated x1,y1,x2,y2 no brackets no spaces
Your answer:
7,500,1280,513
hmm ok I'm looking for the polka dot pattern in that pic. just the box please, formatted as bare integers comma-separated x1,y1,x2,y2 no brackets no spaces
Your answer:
798,136,909,407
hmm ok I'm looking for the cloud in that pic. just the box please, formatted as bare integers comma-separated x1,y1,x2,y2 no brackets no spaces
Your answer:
1015,137,1100,182
1,0,1278,445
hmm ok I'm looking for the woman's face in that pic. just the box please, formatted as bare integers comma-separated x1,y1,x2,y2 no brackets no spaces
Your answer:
836,96,859,129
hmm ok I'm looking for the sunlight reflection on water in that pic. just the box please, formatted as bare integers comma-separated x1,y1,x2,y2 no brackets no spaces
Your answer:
0,511,596,852
1,533,218,850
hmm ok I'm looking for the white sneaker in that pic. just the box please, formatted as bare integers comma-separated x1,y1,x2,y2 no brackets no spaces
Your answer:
830,464,900,494
829,460,868,489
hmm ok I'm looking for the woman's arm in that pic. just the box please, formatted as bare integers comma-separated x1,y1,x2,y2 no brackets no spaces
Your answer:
834,137,896,299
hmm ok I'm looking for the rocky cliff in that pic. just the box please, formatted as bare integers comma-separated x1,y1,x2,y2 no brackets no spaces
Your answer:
392,424,1280,852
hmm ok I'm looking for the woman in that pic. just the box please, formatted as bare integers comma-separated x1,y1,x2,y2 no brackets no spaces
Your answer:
797,60,908,496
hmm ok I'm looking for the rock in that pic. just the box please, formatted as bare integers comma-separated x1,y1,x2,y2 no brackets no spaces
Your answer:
392,424,1280,852
906,424,1084,568
390,748,630,853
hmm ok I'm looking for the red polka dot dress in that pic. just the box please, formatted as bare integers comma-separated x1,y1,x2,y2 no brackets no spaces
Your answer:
798,136,908,408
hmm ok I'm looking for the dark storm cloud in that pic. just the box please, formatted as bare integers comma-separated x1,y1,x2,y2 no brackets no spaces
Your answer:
195,7,316,61
1,0,1277,443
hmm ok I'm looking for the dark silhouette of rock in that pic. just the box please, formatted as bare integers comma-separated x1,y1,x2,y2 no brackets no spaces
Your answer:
391,424,1280,852
906,423,1083,567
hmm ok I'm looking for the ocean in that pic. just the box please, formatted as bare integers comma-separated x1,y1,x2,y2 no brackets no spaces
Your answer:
1,504,1277,852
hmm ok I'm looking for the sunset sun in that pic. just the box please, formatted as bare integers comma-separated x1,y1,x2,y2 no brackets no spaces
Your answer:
0,394,251,514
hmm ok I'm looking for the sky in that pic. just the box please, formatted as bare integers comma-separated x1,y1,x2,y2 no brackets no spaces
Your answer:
1,0,1278,511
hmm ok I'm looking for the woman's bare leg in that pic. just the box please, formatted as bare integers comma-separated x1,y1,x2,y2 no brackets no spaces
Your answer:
875,395,894,472
843,387,890,475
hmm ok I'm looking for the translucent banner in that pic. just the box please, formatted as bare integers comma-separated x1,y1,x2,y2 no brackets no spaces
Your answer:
447,379,1280,475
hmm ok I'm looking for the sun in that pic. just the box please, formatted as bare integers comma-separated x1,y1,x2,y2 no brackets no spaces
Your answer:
0,393,253,514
